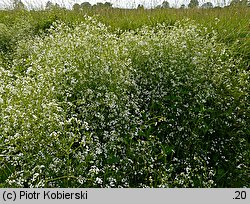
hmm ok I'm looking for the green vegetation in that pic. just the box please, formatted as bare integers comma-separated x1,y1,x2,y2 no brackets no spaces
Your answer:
0,6,249,187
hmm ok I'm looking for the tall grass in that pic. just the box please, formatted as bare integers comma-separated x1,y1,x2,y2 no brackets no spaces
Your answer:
1,7,249,67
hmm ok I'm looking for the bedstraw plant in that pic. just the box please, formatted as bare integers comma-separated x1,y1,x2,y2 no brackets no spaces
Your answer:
0,16,249,187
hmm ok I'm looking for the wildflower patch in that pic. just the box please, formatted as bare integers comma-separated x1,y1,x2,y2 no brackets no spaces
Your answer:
0,17,249,188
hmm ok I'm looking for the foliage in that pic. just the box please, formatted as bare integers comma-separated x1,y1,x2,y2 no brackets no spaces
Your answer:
180,4,186,9
45,1,61,10
201,2,214,8
72,3,81,11
0,15,249,187
230,0,249,7
12,0,26,10
93,2,113,9
188,0,199,8
0,7,249,188
45,1,53,10
162,1,170,8
137,4,145,10
81,2,92,9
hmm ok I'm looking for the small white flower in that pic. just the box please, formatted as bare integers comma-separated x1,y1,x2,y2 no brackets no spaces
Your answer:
95,177,103,185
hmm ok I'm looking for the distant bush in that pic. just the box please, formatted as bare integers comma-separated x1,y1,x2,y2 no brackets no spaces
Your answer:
0,17,249,187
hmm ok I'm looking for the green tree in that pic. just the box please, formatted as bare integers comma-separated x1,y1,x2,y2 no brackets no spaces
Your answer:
230,0,240,5
188,0,199,8
45,1,61,10
13,0,25,10
137,4,144,9
81,2,92,9
230,0,249,6
104,2,112,7
45,1,53,10
54,3,61,9
73,3,81,11
201,2,213,8
180,4,186,9
162,1,170,8
95,2,104,7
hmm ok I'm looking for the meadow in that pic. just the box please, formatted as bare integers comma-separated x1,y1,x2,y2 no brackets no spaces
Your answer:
0,6,249,187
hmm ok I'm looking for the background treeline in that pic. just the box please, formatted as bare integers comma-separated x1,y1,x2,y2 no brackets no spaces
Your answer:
3,0,250,10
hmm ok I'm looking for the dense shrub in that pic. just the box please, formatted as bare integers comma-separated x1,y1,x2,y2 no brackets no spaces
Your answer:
0,17,249,187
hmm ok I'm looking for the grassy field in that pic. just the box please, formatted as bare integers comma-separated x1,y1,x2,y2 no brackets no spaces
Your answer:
0,7,249,187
